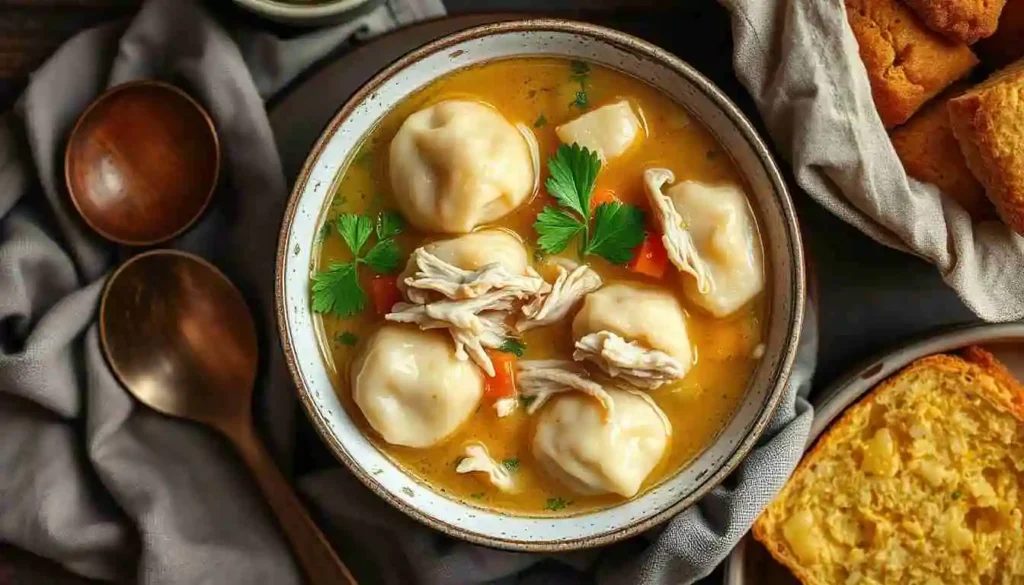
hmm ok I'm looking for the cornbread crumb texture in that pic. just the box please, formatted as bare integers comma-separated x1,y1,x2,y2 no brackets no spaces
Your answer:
754,349,1024,585
890,86,994,219
901,0,1007,43
976,0,1024,67
947,59,1024,234
846,0,979,128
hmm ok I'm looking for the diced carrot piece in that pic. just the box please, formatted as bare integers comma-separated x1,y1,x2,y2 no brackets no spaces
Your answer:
628,232,669,279
590,189,619,210
484,350,517,399
369,275,402,315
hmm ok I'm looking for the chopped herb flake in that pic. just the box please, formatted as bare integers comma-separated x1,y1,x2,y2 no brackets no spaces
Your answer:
336,331,358,346
498,338,526,357
952,490,962,500
572,90,588,110
545,497,571,511
502,458,520,471
533,113,547,128
469,492,486,500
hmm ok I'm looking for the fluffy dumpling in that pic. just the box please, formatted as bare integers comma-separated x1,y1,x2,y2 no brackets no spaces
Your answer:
572,283,692,366
389,100,537,233
351,325,483,448
532,388,671,497
555,100,642,161
665,180,764,317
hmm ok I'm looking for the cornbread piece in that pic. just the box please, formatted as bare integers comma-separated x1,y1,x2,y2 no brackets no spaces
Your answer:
890,87,994,219
754,348,1024,584
846,0,979,128
976,0,1024,68
948,60,1024,233
901,0,1007,43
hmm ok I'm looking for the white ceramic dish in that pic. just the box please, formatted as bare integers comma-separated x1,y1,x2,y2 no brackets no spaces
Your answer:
723,322,1024,583
232,0,375,26
276,19,805,550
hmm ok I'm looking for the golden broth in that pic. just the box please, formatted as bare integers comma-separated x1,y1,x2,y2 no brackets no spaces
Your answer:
313,57,765,515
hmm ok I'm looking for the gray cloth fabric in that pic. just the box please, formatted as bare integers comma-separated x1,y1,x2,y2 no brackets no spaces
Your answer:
0,1,814,583
721,0,1024,322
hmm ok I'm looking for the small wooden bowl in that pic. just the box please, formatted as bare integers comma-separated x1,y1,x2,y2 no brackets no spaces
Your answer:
65,80,220,246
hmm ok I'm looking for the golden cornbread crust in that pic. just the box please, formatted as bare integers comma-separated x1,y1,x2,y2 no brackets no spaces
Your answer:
890,86,994,219
754,348,1024,584
948,60,1024,234
846,0,979,128
901,0,1007,43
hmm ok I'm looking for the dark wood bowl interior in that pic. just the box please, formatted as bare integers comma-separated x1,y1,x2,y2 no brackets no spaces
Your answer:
65,80,220,246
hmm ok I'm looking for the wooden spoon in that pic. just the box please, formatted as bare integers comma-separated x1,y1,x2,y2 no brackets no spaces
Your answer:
65,81,219,246
99,249,356,584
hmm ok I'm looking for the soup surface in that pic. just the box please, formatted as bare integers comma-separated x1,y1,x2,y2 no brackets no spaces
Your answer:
312,57,766,515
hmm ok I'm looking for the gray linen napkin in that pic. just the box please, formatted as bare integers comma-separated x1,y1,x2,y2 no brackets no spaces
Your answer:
0,1,814,583
720,0,1024,322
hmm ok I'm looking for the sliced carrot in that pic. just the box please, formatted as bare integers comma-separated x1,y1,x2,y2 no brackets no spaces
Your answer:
590,188,619,211
369,275,402,315
628,232,670,279
484,350,517,399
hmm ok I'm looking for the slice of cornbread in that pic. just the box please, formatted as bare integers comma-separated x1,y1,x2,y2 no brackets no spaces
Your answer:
901,0,1007,43
754,347,1024,584
890,85,994,220
948,59,1024,234
846,0,979,128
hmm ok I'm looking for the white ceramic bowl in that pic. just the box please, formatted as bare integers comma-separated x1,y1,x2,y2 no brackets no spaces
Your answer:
232,0,375,26
276,19,805,550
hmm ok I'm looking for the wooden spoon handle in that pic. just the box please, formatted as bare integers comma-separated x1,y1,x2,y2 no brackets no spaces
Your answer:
224,422,357,585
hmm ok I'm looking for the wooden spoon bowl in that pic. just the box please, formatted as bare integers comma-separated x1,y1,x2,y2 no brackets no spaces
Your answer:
65,80,220,246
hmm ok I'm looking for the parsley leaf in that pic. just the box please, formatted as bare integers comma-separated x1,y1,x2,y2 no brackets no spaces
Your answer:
311,263,365,316
362,239,400,273
534,207,584,255
572,91,588,110
585,202,646,264
337,214,373,256
498,338,526,357
546,144,600,217
312,211,404,317
545,497,571,511
336,331,358,346
502,458,520,471
533,143,645,264
533,113,547,128
376,211,403,240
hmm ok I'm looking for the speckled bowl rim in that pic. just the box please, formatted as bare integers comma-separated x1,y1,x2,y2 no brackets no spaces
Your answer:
723,321,1024,584
275,18,805,551
231,0,374,21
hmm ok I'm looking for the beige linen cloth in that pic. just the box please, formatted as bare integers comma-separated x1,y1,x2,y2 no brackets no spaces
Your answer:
721,0,1024,322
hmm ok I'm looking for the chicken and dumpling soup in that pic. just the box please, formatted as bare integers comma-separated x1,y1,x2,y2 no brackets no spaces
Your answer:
311,58,767,515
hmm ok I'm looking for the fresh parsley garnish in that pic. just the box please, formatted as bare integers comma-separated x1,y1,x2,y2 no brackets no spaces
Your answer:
569,60,590,110
533,144,645,264
502,458,520,471
498,338,526,357
469,492,486,500
311,211,403,317
951,490,962,500
336,331,358,346
545,497,571,511
534,113,547,128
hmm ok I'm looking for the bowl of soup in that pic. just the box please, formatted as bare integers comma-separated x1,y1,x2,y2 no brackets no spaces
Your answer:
276,19,805,550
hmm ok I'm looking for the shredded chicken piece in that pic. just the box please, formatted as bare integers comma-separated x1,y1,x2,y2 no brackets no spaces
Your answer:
516,264,602,332
455,442,516,492
403,248,548,304
494,397,518,418
573,331,687,389
389,249,548,376
752,343,766,359
387,303,507,375
517,360,614,417
643,168,714,294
